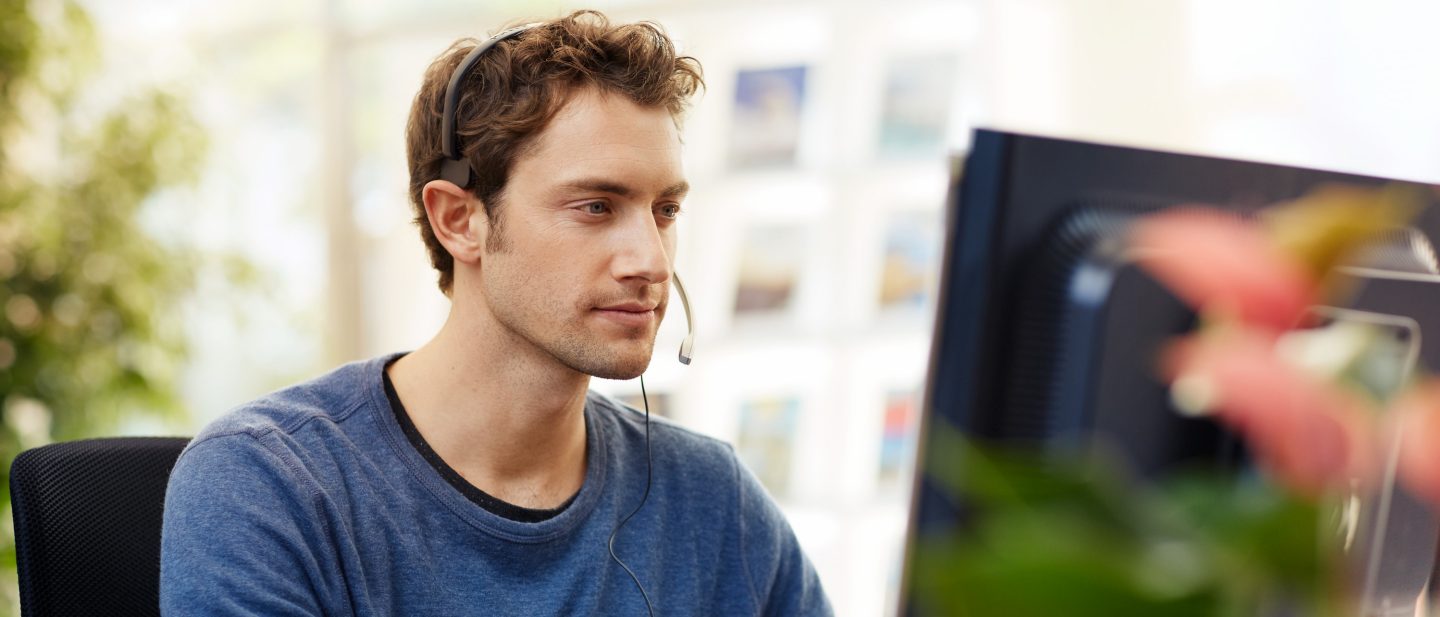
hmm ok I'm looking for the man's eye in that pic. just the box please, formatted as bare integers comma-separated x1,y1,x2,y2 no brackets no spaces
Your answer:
658,204,681,219
583,202,609,215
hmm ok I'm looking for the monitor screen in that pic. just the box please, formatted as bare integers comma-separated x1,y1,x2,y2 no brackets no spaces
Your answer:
899,129,1440,615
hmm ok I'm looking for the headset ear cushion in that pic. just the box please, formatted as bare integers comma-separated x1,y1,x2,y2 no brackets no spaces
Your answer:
440,158,471,187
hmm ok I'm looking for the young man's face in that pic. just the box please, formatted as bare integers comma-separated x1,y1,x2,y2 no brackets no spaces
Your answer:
477,86,687,380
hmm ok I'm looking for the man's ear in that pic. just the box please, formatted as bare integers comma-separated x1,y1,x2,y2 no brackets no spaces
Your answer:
422,179,490,266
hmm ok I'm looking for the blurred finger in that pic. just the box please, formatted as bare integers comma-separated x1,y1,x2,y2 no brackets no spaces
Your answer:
1131,208,1317,332
1390,381,1440,510
1166,329,1378,495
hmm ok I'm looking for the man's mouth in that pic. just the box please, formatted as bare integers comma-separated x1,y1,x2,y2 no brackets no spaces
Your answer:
593,302,660,328
597,302,658,312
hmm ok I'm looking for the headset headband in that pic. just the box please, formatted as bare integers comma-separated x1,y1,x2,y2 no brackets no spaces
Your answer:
440,23,542,187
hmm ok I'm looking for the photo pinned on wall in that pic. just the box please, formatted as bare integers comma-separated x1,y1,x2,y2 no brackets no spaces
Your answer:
877,210,942,312
734,225,805,317
877,388,920,493
737,395,800,498
617,391,671,419
729,65,808,169
877,54,957,159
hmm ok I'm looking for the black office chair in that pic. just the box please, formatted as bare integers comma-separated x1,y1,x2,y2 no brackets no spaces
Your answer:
9,437,190,617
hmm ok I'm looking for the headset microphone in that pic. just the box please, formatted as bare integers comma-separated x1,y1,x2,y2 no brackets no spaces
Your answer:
672,273,695,365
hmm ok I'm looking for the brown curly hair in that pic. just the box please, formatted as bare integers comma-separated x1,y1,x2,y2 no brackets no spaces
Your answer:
404,10,704,294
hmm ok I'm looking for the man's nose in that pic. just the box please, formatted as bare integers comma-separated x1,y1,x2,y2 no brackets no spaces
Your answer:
612,210,672,284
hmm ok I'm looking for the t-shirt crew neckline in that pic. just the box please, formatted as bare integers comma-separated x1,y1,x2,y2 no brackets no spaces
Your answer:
382,360,577,523
364,352,607,544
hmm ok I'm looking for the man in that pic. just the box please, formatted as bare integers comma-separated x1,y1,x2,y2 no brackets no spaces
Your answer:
160,11,832,616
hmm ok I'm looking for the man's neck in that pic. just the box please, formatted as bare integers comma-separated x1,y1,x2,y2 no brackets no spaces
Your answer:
386,305,590,511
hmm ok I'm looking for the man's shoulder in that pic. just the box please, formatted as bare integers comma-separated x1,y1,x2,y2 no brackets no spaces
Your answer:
190,354,393,447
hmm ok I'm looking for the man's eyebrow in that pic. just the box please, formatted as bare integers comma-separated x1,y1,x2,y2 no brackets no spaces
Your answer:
556,179,690,199
659,181,690,199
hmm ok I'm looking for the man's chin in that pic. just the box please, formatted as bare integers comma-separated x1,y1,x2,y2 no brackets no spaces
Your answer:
587,365,648,380
556,345,654,380
583,353,653,380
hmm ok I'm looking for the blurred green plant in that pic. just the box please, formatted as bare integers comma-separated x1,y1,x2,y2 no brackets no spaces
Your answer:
910,423,1347,617
1,0,211,611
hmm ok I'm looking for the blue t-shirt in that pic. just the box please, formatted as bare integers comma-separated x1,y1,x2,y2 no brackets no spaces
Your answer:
160,354,832,616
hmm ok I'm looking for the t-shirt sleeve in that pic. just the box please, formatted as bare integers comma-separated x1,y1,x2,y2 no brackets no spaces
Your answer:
732,448,834,617
160,431,334,616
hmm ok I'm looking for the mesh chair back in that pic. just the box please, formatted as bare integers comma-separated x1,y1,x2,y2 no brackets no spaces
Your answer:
9,437,190,617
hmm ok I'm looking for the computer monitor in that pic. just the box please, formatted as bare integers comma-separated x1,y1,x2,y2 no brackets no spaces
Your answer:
899,129,1440,615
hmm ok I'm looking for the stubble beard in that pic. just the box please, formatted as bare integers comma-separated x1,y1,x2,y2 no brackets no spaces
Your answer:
486,276,664,380
524,309,662,380
548,324,658,380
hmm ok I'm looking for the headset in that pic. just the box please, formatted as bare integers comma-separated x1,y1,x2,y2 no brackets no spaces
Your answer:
440,22,695,366
439,23,697,616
